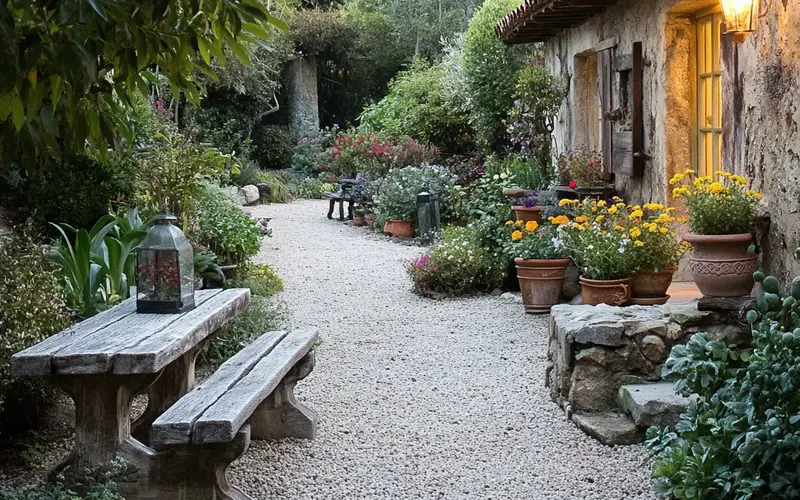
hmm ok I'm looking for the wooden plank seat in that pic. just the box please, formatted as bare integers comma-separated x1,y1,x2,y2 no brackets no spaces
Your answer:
146,329,319,500
323,175,364,221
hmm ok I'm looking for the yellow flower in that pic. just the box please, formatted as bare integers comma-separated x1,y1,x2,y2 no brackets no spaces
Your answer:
525,220,539,232
572,223,586,231
746,189,763,200
665,207,677,213
717,171,731,178
644,203,664,211
649,224,659,233
672,187,690,198
597,200,607,207
660,227,668,234
707,182,726,194
575,215,588,223
505,220,514,226
596,215,605,222
511,230,523,241
549,215,570,225
669,173,685,185
629,227,642,238
730,174,747,186
608,206,618,215
629,209,644,219
614,225,625,231
634,240,645,247
559,199,571,207
515,220,523,227
670,231,676,237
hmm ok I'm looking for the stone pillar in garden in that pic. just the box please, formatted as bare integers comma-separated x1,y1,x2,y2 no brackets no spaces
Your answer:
286,55,319,137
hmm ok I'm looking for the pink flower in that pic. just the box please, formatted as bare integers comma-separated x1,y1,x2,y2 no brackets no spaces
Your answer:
321,164,327,170
569,180,577,189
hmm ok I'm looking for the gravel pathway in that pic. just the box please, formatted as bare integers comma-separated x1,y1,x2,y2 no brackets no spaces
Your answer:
236,199,654,500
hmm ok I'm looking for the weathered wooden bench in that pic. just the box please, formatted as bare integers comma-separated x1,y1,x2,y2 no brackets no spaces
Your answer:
324,175,364,221
138,329,319,499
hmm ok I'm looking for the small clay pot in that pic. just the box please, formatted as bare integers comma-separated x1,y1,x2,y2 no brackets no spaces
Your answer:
389,220,414,238
383,220,394,235
515,258,572,313
683,233,757,297
365,214,375,229
354,215,365,227
512,206,544,224
579,276,631,306
631,268,676,298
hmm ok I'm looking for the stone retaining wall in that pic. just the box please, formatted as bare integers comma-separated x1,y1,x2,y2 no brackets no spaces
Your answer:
546,302,750,414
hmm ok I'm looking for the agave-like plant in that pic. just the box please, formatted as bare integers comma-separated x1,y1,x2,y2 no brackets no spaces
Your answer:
50,208,151,318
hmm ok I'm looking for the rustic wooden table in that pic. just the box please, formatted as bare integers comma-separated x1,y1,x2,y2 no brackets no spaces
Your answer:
12,288,250,473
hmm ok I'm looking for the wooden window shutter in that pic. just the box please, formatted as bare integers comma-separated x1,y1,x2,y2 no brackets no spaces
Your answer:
598,47,614,179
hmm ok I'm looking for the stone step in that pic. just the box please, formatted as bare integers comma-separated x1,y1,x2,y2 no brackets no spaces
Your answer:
618,382,690,429
571,412,643,446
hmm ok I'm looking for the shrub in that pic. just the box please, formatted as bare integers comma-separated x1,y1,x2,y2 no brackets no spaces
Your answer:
647,254,800,498
0,227,72,429
503,220,568,260
290,177,334,199
26,152,136,231
408,226,506,297
228,262,284,297
359,60,474,154
485,154,549,190
253,125,294,170
374,165,456,224
463,0,524,152
291,127,339,177
330,132,393,179
203,296,288,367
195,185,261,265
464,172,514,220
507,66,566,175
231,161,262,188
2,461,125,499
556,149,604,187
259,171,291,203
390,138,440,168
670,170,762,235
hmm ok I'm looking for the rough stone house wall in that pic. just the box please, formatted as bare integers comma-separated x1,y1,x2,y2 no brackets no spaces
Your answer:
542,0,799,284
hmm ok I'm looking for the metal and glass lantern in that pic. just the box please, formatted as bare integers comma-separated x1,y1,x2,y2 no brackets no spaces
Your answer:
136,212,195,314
720,0,761,42
416,186,441,243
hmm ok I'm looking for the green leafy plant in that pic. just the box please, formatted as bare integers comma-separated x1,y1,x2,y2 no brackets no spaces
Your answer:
374,165,456,223
408,225,506,297
232,161,262,188
228,262,284,297
359,59,474,154
647,251,800,499
0,226,71,426
259,171,291,203
254,125,294,169
507,66,566,177
291,127,339,177
1,461,126,499
194,250,224,285
202,296,287,367
462,0,524,152
195,185,261,265
464,172,514,220
670,170,762,235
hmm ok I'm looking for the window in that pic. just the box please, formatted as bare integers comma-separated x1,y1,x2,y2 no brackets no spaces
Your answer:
696,11,723,176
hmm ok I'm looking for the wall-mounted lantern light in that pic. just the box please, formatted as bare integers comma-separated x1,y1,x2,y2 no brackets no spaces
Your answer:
720,0,771,43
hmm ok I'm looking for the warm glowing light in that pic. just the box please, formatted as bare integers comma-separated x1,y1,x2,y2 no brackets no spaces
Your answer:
720,0,760,42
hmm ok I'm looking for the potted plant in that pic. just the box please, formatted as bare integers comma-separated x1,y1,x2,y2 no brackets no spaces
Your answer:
353,206,366,227
503,219,571,313
556,150,613,201
627,203,691,304
561,198,637,305
512,193,544,224
670,170,762,297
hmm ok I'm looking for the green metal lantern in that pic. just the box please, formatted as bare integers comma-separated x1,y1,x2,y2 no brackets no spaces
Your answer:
136,213,195,314
416,185,441,243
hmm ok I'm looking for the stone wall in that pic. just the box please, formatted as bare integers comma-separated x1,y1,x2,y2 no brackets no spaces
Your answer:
542,0,800,285
547,302,749,413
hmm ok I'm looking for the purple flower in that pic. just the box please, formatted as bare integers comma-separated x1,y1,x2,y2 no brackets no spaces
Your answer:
523,194,537,208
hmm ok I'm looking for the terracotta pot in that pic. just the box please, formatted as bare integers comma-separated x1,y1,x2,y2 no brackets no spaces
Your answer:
512,206,544,224
354,215,365,227
383,220,394,235
683,233,757,297
515,258,571,313
579,276,631,306
389,220,414,238
365,214,375,229
631,268,676,298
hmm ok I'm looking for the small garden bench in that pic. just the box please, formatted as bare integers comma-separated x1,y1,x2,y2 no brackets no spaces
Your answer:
147,328,319,499
324,175,364,221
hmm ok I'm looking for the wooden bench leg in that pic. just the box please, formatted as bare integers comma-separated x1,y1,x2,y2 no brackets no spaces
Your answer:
132,344,204,445
120,426,252,500
327,199,335,219
348,199,354,220
338,200,345,221
249,350,317,440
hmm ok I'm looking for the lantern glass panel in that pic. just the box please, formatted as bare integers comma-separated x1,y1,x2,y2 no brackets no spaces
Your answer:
721,0,759,35
136,215,195,314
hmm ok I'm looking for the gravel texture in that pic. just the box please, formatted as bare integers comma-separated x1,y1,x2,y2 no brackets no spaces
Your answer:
236,199,655,500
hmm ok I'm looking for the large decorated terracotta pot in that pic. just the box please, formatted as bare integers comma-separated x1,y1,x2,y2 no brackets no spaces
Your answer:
683,233,757,297
515,258,571,313
579,277,631,306
512,206,544,224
